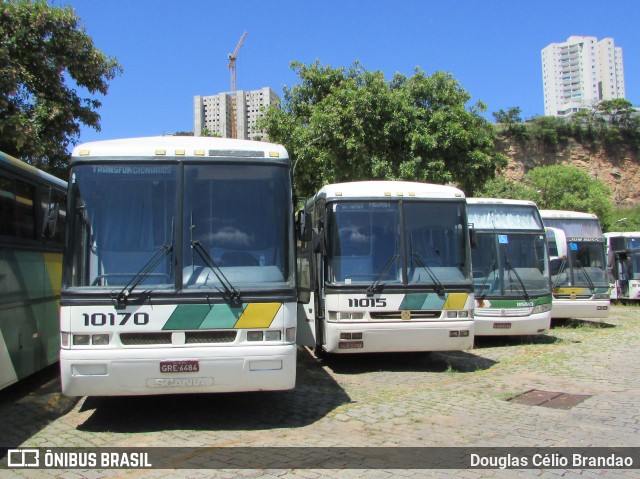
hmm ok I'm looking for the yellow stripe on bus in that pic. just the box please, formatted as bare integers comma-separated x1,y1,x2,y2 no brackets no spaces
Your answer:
443,293,468,310
234,303,282,329
43,252,63,296
553,287,589,295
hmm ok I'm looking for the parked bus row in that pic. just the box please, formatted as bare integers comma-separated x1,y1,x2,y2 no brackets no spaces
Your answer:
0,136,625,397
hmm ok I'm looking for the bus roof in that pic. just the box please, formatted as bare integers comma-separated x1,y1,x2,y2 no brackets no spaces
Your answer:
314,181,465,201
70,136,289,161
604,231,640,238
0,151,67,189
467,197,538,207
539,209,599,220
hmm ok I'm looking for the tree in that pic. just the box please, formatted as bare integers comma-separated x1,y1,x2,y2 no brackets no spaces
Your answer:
595,99,635,128
477,176,537,201
0,0,122,177
493,106,528,141
478,165,613,229
260,60,507,197
526,165,613,229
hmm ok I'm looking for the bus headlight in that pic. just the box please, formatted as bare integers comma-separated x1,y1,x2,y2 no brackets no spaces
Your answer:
247,331,263,341
61,332,69,347
446,311,471,318
91,334,110,345
72,335,90,345
264,330,281,341
532,303,552,314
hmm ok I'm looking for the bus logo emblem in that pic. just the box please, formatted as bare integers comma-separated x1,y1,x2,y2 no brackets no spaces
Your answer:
401,310,411,320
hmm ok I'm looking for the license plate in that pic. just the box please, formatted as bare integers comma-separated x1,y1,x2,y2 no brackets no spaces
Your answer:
493,322,512,329
160,360,199,373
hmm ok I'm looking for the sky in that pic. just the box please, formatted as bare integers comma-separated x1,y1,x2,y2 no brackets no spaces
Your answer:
53,0,640,146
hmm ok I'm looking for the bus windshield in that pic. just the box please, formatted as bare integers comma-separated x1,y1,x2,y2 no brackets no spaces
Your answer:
68,164,177,289
472,232,549,297
325,200,469,286
551,241,608,287
182,163,293,290
67,162,294,292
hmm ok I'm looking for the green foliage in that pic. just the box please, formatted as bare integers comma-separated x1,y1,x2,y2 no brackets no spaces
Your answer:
608,208,640,233
0,0,122,178
526,165,612,227
495,102,640,152
260,60,507,197
493,106,528,141
477,176,537,201
478,165,613,229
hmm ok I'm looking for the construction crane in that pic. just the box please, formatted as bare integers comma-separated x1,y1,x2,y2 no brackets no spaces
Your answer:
228,31,247,139
228,31,247,93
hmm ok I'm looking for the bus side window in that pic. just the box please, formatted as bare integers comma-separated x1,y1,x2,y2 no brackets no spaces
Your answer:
15,179,36,240
0,176,15,237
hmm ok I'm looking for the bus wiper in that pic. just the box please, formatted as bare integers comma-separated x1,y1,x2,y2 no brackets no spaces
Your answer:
477,258,496,300
191,240,241,305
115,244,173,309
575,260,596,292
411,251,445,296
366,254,399,296
504,255,529,301
552,258,567,289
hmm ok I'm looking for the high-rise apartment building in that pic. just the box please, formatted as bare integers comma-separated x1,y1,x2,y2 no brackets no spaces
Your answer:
542,36,625,117
193,87,280,139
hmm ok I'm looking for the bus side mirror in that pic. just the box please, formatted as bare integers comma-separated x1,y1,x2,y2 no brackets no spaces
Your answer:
469,227,477,249
42,202,60,239
296,210,312,242
545,227,567,259
312,227,326,255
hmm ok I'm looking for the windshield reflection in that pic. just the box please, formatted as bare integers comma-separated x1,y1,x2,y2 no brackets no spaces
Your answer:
326,200,470,287
472,233,550,297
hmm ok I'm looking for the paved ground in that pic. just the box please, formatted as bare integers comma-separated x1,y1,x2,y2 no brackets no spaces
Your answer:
1,306,639,478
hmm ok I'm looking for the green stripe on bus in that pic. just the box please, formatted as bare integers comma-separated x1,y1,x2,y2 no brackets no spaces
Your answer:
400,293,447,310
478,296,552,308
200,304,245,329
162,305,210,330
163,303,247,330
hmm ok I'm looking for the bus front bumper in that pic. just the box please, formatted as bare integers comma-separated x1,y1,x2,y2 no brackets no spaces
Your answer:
551,299,610,319
473,313,551,336
60,344,297,396
323,319,474,354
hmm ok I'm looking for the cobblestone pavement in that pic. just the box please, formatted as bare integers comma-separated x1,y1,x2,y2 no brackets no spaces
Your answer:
1,306,639,478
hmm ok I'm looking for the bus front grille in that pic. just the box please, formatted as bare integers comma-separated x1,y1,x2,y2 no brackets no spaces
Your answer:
119,330,238,345
554,294,592,300
185,331,237,343
120,332,172,345
369,310,442,320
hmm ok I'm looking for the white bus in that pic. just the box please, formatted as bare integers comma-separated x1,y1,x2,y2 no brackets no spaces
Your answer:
60,136,297,396
467,199,552,336
604,231,640,302
297,181,474,355
540,210,610,319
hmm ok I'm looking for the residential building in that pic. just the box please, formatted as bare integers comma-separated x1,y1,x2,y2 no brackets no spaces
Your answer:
542,36,625,117
193,87,280,139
